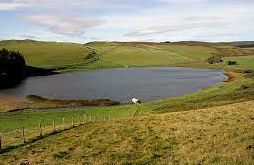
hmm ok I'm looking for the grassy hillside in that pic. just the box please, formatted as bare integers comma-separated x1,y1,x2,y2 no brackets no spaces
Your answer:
1,40,253,71
0,40,90,69
85,42,215,69
0,40,254,164
0,40,218,70
1,101,253,164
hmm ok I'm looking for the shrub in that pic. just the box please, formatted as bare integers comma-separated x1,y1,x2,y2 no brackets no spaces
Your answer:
227,60,237,65
84,50,97,60
207,56,223,64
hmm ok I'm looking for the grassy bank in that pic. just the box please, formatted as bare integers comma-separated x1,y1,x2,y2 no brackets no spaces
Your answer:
1,101,253,164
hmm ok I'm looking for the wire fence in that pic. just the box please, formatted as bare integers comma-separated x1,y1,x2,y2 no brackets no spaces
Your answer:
0,114,116,154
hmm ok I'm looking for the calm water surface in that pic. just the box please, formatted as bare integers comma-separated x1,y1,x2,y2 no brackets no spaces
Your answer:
0,67,227,103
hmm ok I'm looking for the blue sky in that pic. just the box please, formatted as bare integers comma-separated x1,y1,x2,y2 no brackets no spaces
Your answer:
0,0,254,43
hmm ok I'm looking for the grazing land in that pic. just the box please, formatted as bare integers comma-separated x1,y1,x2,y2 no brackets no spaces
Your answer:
223,55,254,70
1,101,254,164
0,40,90,69
0,40,217,70
0,40,254,164
1,40,253,71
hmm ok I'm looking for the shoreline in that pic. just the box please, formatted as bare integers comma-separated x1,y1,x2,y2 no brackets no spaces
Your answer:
0,66,230,113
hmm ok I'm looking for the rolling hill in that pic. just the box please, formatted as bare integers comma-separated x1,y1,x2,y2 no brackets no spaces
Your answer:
0,101,253,164
1,40,253,71
0,40,254,164
0,40,216,70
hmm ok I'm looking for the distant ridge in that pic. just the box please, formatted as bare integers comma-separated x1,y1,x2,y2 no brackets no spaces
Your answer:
1,39,254,46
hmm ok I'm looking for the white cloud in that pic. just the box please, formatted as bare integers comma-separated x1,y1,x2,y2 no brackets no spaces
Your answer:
1,0,254,42
126,21,228,36
0,0,101,10
0,2,28,10
158,0,207,3
24,14,104,36
14,0,101,6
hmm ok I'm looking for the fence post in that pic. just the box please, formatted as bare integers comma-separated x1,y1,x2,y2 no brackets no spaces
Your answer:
39,123,42,137
0,135,2,152
22,126,25,143
83,114,86,124
72,117,74,127
78,115,80,125
52,120,55,132
62,117,65,126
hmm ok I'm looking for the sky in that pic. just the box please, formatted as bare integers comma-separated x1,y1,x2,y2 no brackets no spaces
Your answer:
0,0,254,43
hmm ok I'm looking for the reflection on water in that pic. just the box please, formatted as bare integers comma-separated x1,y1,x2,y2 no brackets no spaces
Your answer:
0,67,227,103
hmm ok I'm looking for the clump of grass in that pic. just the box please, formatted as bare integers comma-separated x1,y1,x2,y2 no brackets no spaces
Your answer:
53,151,70,160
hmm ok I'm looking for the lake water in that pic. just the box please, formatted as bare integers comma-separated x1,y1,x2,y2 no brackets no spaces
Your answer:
0,67,227,103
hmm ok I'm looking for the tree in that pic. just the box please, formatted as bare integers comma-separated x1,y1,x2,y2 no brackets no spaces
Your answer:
0,48,26,88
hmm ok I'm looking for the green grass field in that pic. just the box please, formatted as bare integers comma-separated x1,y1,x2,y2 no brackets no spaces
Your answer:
1,101,253,164
0,40,90,68
0,40,254,164
2,40,253,71
84,42,216,69
223,55,254,70
0,40,217,70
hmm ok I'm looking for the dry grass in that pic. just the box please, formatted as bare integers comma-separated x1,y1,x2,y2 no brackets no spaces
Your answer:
27,95,120,107
1,101,253,164
0,94,27,112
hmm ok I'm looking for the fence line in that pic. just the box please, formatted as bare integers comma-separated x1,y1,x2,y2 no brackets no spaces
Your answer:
0,114,115,154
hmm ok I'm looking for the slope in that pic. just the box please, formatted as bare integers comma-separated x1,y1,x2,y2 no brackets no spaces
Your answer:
0,101,253,164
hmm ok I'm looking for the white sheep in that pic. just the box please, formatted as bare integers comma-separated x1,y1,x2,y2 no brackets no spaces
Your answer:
131,98,141,104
